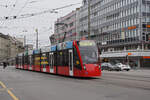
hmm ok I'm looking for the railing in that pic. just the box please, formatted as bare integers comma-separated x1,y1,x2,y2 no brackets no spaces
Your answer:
102,49,150,54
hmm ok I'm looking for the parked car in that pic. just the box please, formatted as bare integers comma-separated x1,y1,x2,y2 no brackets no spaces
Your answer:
115,63,131,71
101,63,121,71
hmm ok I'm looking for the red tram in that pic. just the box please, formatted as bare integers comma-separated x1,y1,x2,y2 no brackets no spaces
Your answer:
16,40,101,77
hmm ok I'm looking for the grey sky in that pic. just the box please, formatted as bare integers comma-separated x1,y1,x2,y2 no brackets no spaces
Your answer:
0,0,82,48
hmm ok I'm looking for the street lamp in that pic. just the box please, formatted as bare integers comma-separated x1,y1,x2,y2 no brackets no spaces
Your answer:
88,0,91,40
55,23,68,43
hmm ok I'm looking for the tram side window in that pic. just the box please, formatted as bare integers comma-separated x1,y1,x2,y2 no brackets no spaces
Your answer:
34,54,41,66
64,50,69,66
28,56,30,65
16,57,18,65
21,57,23,66
57,50,69,66
62,50,69,66
29,55,33,66
41,53,49,67
54,52,57,66
46,52,49,65
18,57,20,65
31,55,34,65
56,52,59,66
22,56,23,66
33,55,35,65
73,47,82,70
57,51,63,66
20,57,22,66
27,56,29,65
62,51,65,65
49,52,51,66
24,56,28,65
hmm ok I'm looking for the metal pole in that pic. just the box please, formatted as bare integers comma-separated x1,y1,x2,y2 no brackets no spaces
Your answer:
24,35,26,47
139,0,144,50
57,19,60,43
146,1,148,49
62,24,68,42
88,0,91,40
36,29,38,50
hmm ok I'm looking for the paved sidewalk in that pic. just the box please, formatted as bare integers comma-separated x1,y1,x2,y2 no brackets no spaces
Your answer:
102,69,150,78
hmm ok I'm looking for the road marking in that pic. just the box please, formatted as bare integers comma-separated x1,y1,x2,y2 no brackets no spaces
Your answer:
0,81,19,100
0,88,13,91
0,81,6,88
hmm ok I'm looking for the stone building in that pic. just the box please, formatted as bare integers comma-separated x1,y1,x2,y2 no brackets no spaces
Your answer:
54,9,79,44
77,0,150,68
51,0,150,68
0,33,10,62
0,33,24,64
78,0,150,51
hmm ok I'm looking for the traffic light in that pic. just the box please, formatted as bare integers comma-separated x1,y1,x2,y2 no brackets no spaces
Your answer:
13,16,17,19
143,36,146,41
142,24,146,28
5,17,8,19
142,33,146,41
146,33,150,41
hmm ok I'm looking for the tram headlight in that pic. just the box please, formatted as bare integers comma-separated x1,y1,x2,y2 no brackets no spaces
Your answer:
83,66,86,70
76,60,80,65
99,65,101,70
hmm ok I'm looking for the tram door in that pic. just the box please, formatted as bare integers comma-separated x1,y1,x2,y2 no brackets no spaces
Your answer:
42,54,46,72
21,56,23,69
69,50,73,76
29,55,32,70
49,53,54,73
19,57,21,68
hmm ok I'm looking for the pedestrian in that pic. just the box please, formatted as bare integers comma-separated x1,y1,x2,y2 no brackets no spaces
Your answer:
3,62,7,69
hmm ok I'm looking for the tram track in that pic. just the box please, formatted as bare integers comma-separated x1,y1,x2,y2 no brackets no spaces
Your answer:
88,73,150,91
103,71,150,79
96,78,150,91
102,73,150,83
9,67,150,91
51,73,150,91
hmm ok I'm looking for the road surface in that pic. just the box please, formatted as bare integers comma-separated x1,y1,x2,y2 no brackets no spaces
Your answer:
0,66,150,100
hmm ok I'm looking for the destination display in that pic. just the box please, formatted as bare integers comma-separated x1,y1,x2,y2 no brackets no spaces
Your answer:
79,40,96,47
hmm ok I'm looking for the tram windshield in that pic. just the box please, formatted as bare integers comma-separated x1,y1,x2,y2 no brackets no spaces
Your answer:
79,40,99,64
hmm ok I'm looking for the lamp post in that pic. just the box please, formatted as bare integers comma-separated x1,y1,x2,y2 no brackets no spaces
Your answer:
138,0,144,50
35,28,39,50
21,30,29,50
88,0,91,40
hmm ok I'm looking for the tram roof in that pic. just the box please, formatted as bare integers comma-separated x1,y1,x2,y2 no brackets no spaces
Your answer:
57,41,73,51
18,53,23,56
51,45,57,51
33,49,40,54
28,50,33,55
41,46,50,53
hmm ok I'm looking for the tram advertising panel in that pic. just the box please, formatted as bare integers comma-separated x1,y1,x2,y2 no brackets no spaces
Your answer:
34,55,40,65
34,54,41,71
41,53,48,72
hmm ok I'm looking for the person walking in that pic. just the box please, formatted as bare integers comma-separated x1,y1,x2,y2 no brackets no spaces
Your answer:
3,62,7,69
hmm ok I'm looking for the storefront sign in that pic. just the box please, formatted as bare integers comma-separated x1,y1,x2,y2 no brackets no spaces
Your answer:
128,26,136,30
146,25,150,28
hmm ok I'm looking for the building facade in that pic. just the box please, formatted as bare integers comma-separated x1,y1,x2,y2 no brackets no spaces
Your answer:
54,10,78,44
78,0,150,51
0,33,10,61
0,33,24,64
52,0,150,68
77,0,150,68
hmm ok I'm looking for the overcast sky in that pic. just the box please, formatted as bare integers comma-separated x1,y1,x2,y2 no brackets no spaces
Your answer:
0,0,82,48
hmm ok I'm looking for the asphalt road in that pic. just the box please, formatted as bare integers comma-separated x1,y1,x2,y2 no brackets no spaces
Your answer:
0,66,150,100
